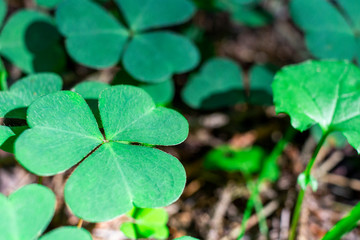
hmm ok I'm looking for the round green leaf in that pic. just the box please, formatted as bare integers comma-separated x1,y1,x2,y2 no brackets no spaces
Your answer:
0,73,62,119
182,58,244,109
15,91,104,176
39,227,92,240
120,207,169,239
0,0,7,26
175,237,199,240
115,0,196,32
55,0,129,68
290,0,358,60
65,142,186,222
35,0,62,8
273,60,360,152
0,126,28,153
100,86,188,145
0,184,55,240
205,145,264,174
0,10,65,73
124,31,200,83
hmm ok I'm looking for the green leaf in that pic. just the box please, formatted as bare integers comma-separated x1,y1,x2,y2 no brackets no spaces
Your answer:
290,0,360,60
39,227,92,240
0,10,65,73
100,86,188,145
120,207,169,239
15,86,188,222
0,58,8,91
182,58,244,109
55,0,129,68
0,184,56,240
115,0,196,32
205,145,264,174
0,125,14,147
113,71,175,106
65,142,186,221
321,202,360,240
15,91,104,175
35,0,63,8
55,0,199,83
0,73,62,119
0,0,7,27
123,31,200,83
273,60,360,152
248,65,274,105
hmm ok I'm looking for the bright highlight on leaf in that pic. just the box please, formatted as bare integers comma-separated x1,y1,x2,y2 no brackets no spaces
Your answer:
291,0,360,61
15,85,189,222
120,207,169,239
273,60,360,152
56,0,199,83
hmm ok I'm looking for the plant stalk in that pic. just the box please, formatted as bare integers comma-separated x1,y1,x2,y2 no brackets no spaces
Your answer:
77,219,83,228
289,132,328,240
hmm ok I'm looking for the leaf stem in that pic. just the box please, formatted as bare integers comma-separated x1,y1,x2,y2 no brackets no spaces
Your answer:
289,132,328,240
0,60,7,91
77,219,83,228
38,176,43,185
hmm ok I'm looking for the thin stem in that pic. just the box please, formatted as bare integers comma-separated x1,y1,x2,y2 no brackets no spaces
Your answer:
77,219,83,228
237,195,255,239
250,183,268,236
289,132,329,240
0,60,7,91
38,176,43,185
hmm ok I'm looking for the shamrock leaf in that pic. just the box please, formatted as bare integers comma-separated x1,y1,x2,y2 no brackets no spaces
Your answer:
0,184,93,240
0,10,65,73
39,227,92,240
182,58,275,109
205,145,264,174
120,207,169,239
0,125,14,147
182,58,244,109
35,0,63,8
272,60,360,152
0,184,55,240
56,0,199,83
15,85,188,222
0,0,6,27
290,0,360,61
0,73,62,119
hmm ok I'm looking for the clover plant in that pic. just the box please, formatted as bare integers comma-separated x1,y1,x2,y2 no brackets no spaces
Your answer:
14,85,188,222
120,207,169,239
182,58,274,109
273,60,360,239
0,73,62,152
0,184,91,240
55,0,200,83
0,0,65,73
291,0,360,61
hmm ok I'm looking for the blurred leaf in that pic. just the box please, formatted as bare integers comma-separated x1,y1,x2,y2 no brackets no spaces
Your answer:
39,227,92,240
205,145,265,174
0,11,65,73
290,0,360,60
248,65,274,105
0,58,7,91
0,73,62,119
0,184,55,240
113,70,174,106
56,0,199,83
321,202,360,240
120,207,169,239
0,0,7,27
273,60,360,152
175,237,199,240
35,0,63,8
0,125,14,147
182,58,245,109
